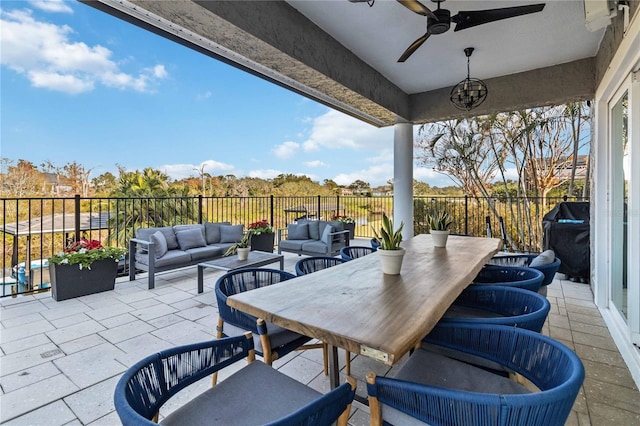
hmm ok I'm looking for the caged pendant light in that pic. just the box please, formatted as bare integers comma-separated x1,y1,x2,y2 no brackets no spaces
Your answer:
450,47,488,111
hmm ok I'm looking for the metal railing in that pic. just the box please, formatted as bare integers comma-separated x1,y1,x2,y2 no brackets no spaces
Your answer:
0,194,586,297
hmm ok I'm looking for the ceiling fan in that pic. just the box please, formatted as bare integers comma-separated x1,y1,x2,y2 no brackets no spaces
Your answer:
396,0,546,62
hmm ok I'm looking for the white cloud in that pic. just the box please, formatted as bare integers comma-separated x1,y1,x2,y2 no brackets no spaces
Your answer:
159,160,235,180
273,141,299,159
248,169,284,179
197,90,212,100
0,8,168,94
333,163,394,187
29,0,73,14
304,160,328,168
301,109,394,152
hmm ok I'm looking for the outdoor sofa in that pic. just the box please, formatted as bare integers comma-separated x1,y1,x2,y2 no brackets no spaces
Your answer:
278,219,349,257
129,222,242,289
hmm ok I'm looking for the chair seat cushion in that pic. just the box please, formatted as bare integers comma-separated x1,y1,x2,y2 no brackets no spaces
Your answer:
160,361,322,426
394,347,530,395
279,239,314,251
222,321,310,354
302,241,330,254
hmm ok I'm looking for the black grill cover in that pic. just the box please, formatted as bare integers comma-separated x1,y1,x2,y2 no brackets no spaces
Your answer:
542,202,590,278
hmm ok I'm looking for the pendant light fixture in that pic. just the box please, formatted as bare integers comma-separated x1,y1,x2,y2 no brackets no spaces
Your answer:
450,47,488,111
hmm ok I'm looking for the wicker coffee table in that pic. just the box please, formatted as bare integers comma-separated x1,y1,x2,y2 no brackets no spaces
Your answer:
197,251,284,293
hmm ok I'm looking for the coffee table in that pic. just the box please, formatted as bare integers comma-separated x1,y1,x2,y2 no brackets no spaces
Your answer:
197,251,284,293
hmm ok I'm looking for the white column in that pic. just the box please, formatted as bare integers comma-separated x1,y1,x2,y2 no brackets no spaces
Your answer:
394,122,414,239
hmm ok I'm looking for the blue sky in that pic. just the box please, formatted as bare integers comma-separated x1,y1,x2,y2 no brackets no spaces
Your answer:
0,0,448,188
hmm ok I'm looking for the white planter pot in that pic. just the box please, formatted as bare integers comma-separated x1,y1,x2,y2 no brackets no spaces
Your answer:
237,247,250,260
430,230,450,248
378,248,406,275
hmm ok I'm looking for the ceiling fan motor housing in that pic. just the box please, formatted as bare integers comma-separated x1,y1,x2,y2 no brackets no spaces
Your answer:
429,8,451,34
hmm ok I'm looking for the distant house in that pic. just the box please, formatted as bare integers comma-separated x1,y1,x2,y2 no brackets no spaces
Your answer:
340,188,354,196
372,187,393,196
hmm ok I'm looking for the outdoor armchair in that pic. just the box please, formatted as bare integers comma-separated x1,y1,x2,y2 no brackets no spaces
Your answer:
367,323,584,426
114,333,357,425
215,268,329,374
487,251,561,295
340,246,376,261
472,265,545,292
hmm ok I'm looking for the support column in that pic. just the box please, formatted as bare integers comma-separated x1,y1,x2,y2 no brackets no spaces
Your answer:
393,122,414,239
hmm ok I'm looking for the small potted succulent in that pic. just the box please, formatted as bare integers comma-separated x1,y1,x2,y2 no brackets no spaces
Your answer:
248,219,275,252
371,213,405,275
427,211,453,248
49,239,127,301
331,214,356,240
224,232,252,260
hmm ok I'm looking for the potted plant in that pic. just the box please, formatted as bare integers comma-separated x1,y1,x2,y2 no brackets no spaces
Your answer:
48,239,127,301
427,211,453,248
224,232,252,260
248,219,275,252
372,213,405,275
332,214,356,240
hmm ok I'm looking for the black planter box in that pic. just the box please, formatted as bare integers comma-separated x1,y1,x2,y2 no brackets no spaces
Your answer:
250,233,275,253
343,223,356,240
49,259,118,301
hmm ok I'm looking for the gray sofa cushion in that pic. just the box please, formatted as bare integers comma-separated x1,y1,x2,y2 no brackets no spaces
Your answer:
160,361,321,426
530,249,555,267
287,223,309,240
299,220,320,240
321,224,334,246
135,250,191,268
186,245,225,261
136,226,179,250
279,239,313,251
149,231,168,259
204,221,230,244
302,241,330,254
220,224,244,243
175,227,207,250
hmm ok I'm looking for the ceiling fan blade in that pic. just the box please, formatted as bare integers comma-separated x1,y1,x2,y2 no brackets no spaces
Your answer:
396,0,437,20
452,4,545,32
398,32,431,62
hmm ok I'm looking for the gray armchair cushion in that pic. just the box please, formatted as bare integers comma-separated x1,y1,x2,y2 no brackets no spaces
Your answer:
220,224,244,243
136,226,178,250
301,241,330,254
204,221,230,244
287,223,309,240
529,249,556,267
321,224,334,246
160,361,321,426
279,239,311,251
175,227,207,250
149,231,168,259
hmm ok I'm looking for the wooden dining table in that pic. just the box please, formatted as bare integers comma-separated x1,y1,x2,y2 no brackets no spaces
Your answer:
227,234,502,388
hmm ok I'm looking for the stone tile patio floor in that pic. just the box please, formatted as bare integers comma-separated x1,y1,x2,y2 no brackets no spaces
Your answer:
1,248,639,425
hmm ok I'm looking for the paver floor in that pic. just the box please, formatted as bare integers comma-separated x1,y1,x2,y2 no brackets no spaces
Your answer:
1,244,639,425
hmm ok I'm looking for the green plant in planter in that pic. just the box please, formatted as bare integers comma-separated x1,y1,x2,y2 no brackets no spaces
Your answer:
224,232,252,256
371,213,404,250
49,239,127,270
427,211,453,231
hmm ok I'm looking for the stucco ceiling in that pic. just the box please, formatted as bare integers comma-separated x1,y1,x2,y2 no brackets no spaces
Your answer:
288,0,605,94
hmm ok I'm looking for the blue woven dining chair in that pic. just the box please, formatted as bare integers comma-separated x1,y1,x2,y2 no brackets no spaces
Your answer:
295,256,346,276
114,333,357,426
472,265,545,292
340,246,375,261
487,251,561,295
294,256,351,375
440,284,550,332
370,238,381,251
367,323,584,426
215,268,328,374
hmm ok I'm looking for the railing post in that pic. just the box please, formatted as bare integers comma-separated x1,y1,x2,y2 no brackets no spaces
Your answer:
74,194,81,242
270,195,274,228
336,195,340,214
464,195,469,236
198,195,203,223
317,195,321,220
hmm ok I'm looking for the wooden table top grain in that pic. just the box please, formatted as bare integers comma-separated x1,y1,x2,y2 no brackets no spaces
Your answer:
227,234,502,365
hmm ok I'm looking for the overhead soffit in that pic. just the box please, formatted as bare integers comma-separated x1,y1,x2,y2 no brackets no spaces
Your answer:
88,1,606,126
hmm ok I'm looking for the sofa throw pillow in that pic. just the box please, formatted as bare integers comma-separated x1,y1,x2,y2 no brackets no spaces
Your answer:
174,224,205,240
529,249,555,267
300,220,320,240
321,224,334,245
287,223,309,240
220,224,244,243
204,222,230,245
176,227,207,250
149,231,168,259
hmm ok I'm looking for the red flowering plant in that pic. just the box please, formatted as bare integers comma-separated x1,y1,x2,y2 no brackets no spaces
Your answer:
248,219,274,235
331,214,355,224
49,238,127,270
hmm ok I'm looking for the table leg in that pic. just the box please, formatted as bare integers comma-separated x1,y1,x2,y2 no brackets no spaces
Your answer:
328,344,339,389
279,257,284,270
197,265,204,294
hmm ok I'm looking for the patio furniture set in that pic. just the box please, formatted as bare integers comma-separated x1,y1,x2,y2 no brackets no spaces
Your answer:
116,233,577,425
